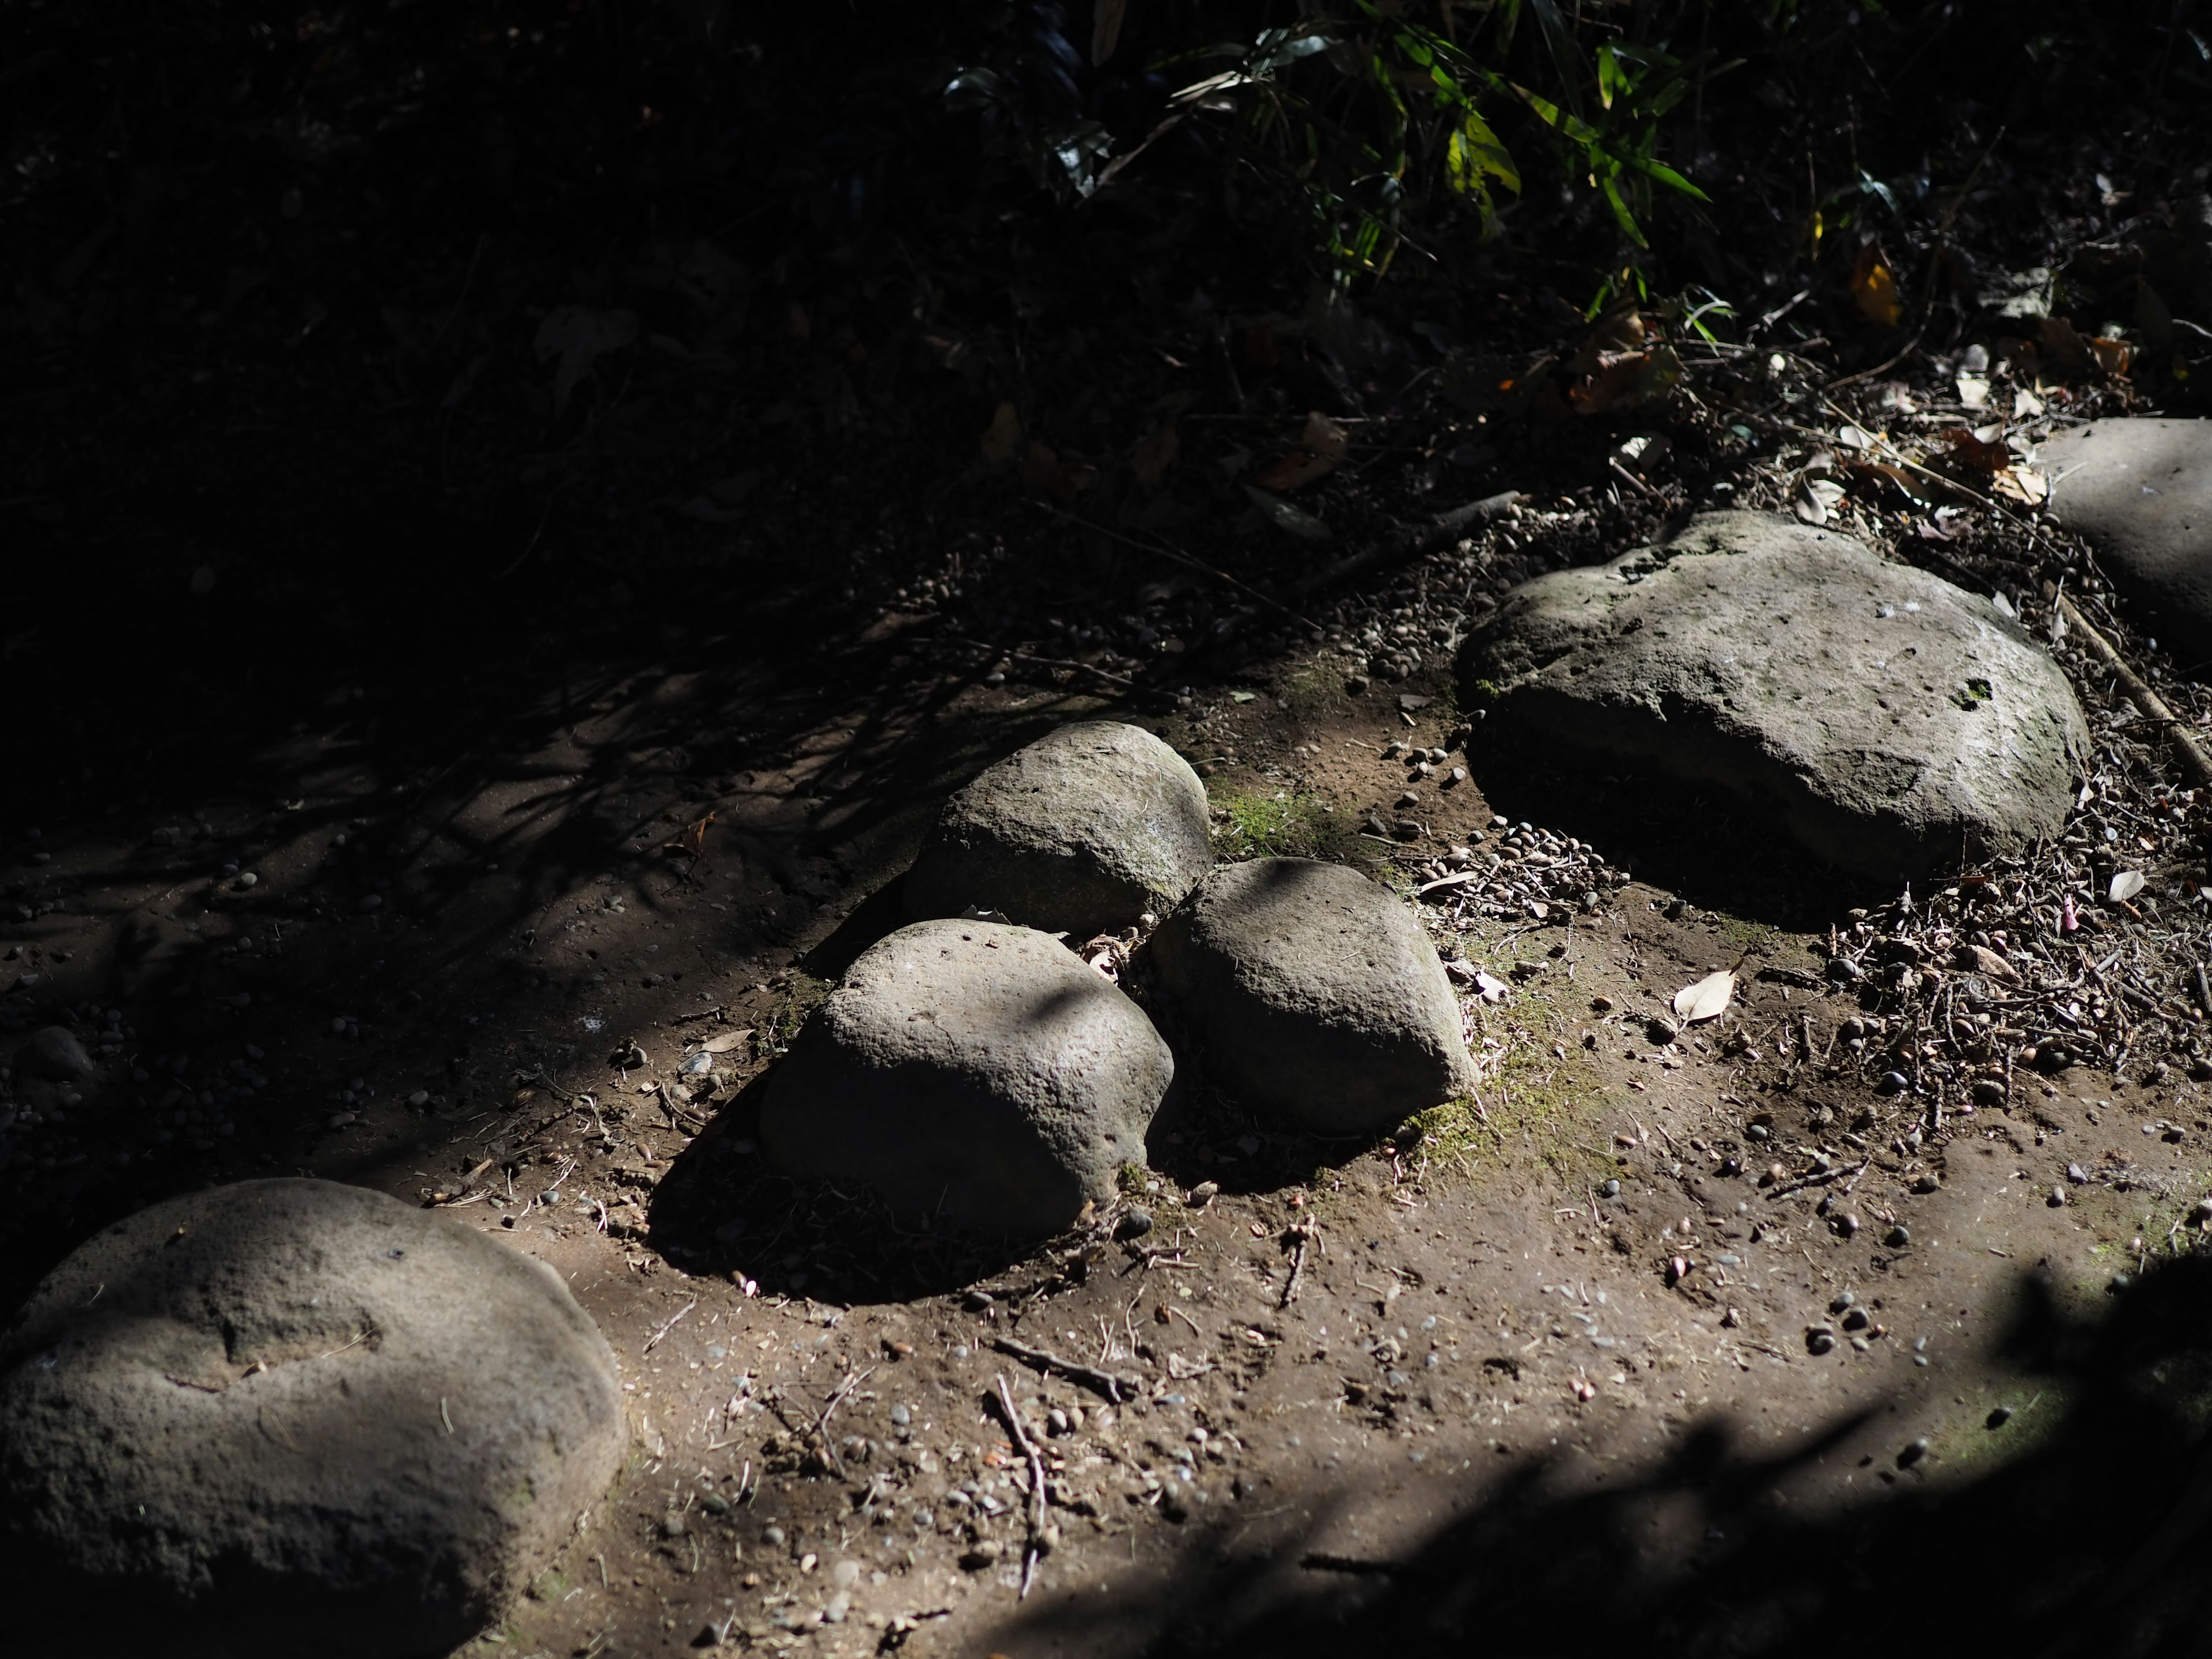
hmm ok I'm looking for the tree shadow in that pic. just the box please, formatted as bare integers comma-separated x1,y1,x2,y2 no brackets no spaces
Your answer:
990,1257,2212,1658
1465,737,1901,929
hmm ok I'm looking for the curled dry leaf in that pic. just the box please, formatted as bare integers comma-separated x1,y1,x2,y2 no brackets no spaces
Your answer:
2109,869,2146,904
1242,485,1331,540
1672,969,1736,1024
1250,410,1350,493
697,1028,755,1054
980,401,1021,461
1850,244,1904,328
1474,969,1511,1005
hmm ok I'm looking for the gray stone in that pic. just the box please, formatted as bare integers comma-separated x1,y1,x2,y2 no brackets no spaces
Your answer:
16,1026,93,1081
1150,858,1474,1136
760,920,1172,1236
1459,512,2088,876
905,721,1211,938
2041,418,2212,660
0,1179,625,1658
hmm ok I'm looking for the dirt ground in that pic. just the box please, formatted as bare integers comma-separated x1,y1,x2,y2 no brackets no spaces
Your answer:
7,644,2208,1658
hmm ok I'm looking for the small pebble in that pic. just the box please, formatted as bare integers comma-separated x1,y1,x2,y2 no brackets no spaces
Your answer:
1115,1208,1155,1241
762,1525,786,1547
889,1404,910,1427
358,894,384,912
1183,1180,1219,1208
1806,1327,1836,1355
1884,1225,1911,1248
2066,1163,2088,1184
1830,1291,1856,1313
1600,1179,1621,1199
1897,1437,1929,1468
1986,1406,2013,1429
1877,1070,1910,1095
661,1512,687,1539
1912,1173,1940,1194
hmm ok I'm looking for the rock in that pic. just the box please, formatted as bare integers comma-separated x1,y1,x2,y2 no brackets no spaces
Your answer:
2040,419,2212,658
0,1179,624,1657
904,721,1212,938
16,1026,93,1081
1459,512,2088,876
760,921,1172,1236
1149,858,1474,1135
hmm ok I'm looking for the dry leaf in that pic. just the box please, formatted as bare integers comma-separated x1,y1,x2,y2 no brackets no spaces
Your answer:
1474,969,1510,1004
1251,410,1350,492
2087,335,2131,378
2109,869,2146,903
1672,969,1736,1024
1242,485,1331,540
979,401,1021,461
697,1027,755,1054
1941,427,2012,474
1851,244,1905,328
1956,372,1992,409
1128,425,1179,489
1990,464,2048,506
1968,945,2022,986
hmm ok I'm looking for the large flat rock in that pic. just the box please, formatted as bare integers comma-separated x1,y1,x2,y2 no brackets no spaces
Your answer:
761,919,1172,1236
1150,858,1474,1136
1459,512,2088,876
0,1179,626,1658
905,721,1212,938
2041,418,2212,661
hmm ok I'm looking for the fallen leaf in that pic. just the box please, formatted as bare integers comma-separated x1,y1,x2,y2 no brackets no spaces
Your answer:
1990,464,2048,506
2110,869,2146,904
1128,425,1179,489
1968,945,2022,986
1851,244,1904,328
1793,476,1846,525
980,401,1021,461
533,306,639,414
1956,372,1992,409
1243,485,1331,540
1250,410,1350,492
1474,970,1511,1004
1672,969,1736,1024
2087,335,2131,378
1569,346,1681,416
1941,427,2012,474
697,1027,755,1054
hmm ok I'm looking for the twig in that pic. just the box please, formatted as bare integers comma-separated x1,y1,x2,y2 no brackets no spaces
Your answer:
1279,1224,1313,1309
991,1373,1050,1600
643,1299,696,1353
1032,502,1321,631
990,1336,1142,1404
2056,593,2212,791
810,1363,876,1478
949,637,1139,692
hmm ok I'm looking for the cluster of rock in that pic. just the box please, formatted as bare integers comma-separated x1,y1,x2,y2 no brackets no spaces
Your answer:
0,1177,627,1656
763,721,1475,1235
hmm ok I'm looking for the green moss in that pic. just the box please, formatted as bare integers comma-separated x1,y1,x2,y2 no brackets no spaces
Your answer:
1467,677,1505,704
760,974,831,1057
1211,789,1361,862
1117,1163,1152,1195
1281,660,1349,717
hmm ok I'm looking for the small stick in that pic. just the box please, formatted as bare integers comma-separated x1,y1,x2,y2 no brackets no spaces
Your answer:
1279,1226,1312,1309
2057,593,2212,791
990,1336,1141,1404
811,1363,876,1476
643,1299,696,1354
991,1373,1050,1600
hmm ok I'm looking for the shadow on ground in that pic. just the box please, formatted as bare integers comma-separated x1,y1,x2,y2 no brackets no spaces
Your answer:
993,1256,2212,1659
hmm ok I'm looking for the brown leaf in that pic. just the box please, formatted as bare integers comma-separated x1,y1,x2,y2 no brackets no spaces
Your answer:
1569,346,1681,416
1250,411,1349,491
1940,427,2011,474
1565,305,1645,378
1128,425,1180,490
979,401,1021,461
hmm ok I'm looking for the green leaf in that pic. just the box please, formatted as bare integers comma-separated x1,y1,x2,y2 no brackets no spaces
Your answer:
1446,109,1520,195
1596,42,1626,110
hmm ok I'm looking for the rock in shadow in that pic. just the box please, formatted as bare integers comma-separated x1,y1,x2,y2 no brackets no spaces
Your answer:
989,1257,2212,1659
800,873,915,983
1467,737,1897,927
646,1071,1036,1305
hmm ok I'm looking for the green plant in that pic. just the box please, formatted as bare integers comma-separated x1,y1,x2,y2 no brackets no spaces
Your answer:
1213,790,1359,861
1118,2,1721,287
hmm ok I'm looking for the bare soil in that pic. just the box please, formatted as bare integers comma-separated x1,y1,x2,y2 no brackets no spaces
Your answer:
8,654,2206,1659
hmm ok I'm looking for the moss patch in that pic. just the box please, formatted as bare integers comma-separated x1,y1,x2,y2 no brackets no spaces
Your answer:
1211,789,1362,863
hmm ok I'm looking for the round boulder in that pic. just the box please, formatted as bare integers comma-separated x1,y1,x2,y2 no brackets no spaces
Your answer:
0,1179,626,1658
761,919,1172,1236
904,721,1212,938
1150,858,1474,1135
15,1025,93,1081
